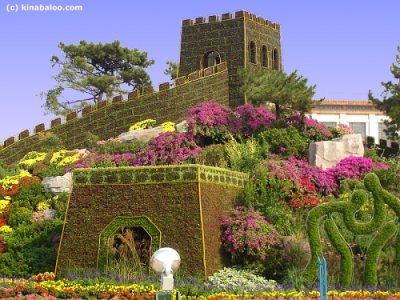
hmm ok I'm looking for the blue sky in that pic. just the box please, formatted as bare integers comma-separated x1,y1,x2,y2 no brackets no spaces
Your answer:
0,0,399,142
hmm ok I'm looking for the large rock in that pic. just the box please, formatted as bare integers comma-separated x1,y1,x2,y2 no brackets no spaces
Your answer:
176,120,188,133
42,172,73,193
71,148,91,158
118,127,164,143
308,134,364,170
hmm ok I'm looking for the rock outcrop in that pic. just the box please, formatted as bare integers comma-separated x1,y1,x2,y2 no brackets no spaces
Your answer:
42,172,73,193
308,134,364,169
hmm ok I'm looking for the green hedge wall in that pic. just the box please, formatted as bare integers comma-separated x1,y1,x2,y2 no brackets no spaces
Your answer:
56,165,247,278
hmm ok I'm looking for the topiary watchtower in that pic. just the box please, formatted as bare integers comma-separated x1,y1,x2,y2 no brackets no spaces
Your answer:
178,10,282,108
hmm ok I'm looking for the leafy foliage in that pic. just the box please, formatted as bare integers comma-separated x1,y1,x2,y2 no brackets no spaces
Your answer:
0,220,63,276
194,144,228,168
224,138,266,172
257,126,308,158
164,61,179,80
239,68,317,119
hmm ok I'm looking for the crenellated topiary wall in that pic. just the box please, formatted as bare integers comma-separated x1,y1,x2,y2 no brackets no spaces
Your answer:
0,64,229,165
55,164,248,277
179,10,281,107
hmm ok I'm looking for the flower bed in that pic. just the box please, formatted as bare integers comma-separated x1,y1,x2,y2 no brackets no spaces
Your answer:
1,280,400,300
0,280,155,299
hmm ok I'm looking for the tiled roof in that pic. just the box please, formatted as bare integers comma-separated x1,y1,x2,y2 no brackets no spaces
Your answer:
314,100,374,106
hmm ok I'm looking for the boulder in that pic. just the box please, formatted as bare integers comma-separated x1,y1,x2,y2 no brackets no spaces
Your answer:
42,172,73,193
43,209,57,220
308,134,364,170
71,148,91,157
32,209,57,223
176,120,188,133
118,126,164,143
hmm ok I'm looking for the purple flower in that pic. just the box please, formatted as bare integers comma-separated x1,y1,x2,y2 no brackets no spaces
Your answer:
286,112,332,141
221,207,278,262
230,103,276,137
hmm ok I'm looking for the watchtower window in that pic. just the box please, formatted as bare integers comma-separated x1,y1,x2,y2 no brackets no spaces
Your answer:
249,41,256,64
261,45,268,67
203,51,221,68
272,48,280,70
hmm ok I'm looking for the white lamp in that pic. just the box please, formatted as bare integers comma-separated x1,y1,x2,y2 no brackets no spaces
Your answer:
150,247,181,291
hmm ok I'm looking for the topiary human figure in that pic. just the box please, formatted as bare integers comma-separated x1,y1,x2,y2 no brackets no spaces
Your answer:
304,173,400,287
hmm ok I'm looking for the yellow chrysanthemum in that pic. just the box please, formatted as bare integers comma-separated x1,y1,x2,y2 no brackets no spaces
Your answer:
37,201,50,211
129,119,156,131
18,151,47,169
161,121,176,132
0,199,10,213
0,225,13,233
0,169,32,189
50,150,80,167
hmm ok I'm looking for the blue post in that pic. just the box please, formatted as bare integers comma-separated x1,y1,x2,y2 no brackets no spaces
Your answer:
318,256,328,300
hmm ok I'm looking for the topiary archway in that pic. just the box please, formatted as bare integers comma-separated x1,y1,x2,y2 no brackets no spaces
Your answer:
97,216,161,271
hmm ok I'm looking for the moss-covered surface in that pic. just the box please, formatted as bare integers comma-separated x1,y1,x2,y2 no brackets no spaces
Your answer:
56,165,247,277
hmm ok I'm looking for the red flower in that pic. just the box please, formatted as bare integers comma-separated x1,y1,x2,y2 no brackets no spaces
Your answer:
0,184,19,196
0,215,6,227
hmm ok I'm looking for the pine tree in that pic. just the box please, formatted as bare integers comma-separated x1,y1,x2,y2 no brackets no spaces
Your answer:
41,40,154,116
239,68,317,119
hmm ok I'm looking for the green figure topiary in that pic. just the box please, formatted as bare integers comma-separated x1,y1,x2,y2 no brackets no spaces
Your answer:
304,173,400,287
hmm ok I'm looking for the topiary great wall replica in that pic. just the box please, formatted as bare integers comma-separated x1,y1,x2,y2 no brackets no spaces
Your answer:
0,10,399,291
0,10,281,165
0,10,280,277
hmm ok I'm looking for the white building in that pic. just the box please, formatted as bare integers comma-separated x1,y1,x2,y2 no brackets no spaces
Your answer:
310,100,389,142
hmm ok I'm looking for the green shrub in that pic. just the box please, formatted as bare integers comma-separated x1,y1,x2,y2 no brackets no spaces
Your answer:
0,164,19,180
35,165,66,178
237,163,296,236
13,183,51,211
0,219,63,276
373,166,400,197
257,126,308,158
80,132,99,150
52,192,69,219
39,133,64,152
95,140,147,154
284,267,308,291
194,144,228,168
224,138,266,172
8,207,32,227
